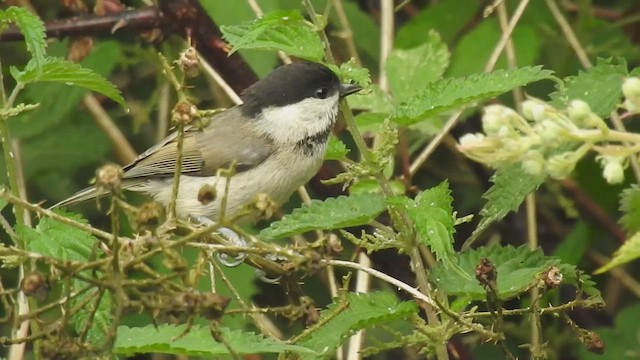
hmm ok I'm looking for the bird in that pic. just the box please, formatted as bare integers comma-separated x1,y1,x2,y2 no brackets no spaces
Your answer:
53,62,362,226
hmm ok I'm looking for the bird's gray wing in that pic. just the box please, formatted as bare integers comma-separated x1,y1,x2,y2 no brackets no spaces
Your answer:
51,107,272,208
123,107,273,179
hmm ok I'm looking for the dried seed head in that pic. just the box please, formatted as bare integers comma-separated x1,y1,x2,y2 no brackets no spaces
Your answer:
251,193,277,220
475,258,497,285
543,266,563,288
173,101,198,125
178,47,200,77
136,202,164,229
21,272,50,301
326,233,343,255
200,293,231,320
197,184,217,205
96,163,123,191
583,331,605,354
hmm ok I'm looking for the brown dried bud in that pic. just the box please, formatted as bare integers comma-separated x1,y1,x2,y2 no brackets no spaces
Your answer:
475,257,497,285
200,293,231,320
173,101,198,125
197,184,217,205
543,266,563,288
301,296,319,326
178,47,200,78
62,0,88,12
94,0,125,16
583,331,605,354
326,233,343,255
251,193,277,220
96,163,123,191
67,36,94,62
21,272,49,301
136,202,164,229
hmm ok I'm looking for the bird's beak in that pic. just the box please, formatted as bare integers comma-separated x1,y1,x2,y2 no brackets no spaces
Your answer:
339,83,363,98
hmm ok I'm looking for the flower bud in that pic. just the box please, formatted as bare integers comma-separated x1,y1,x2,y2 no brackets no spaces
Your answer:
458,133,486,147
178,47,200,77
546,152,578,180
521,150,545,176
521,100,547,122
482,105,510,135
536,119,566,143
599,155,626,184
622,77,640,113
567,100,592,124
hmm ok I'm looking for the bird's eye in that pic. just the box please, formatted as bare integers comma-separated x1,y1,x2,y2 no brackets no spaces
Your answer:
315,87,329,99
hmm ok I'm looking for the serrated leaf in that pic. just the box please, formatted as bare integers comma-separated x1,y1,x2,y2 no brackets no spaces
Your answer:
325,136,349,161
260,193,387,240
550,58,627,118
115,325,315,356
18,211,95,261
386,30,450,101
221,10,324,61
431,245,598,300
328,59,371,87
11,57,125,108
594,232,640,274
297,292,417,355
348,85,393,113
4,6,46,75
393,182,456,264
72,281,111,343
468,163,545,244
392,66,554,125
619,184,640,234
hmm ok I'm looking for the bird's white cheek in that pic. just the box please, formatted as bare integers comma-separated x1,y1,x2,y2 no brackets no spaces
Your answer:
257,95,339,143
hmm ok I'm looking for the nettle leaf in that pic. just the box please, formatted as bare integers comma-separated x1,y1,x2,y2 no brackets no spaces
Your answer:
17,211,95,261
392,66,554,125
16,211,111,343
328,59,371,87
620,184,640,234
325,136,349,161
298,292,417,355
386,30,450,102
10,57,125,108
221,10,324,62
550,58,627,118
469,163,545,244
595,232,640,274
115,325,315,356
4,6,46,75
431,245,598,300
392,182,457,268
260,193,387,240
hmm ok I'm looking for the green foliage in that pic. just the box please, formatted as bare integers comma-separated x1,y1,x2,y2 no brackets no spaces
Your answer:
297,291,417,356
550,58,628,117
619,184,640,234
221,10,325,62
431,245,598,300
391,182,458,269
385,31,450,101
329,59,371,87
1,6,46,75
325,136,349,160
594,232,640,274
115,325,315,356
469,164,545,243
392,66,555,125
10,56,125,108
580,304,640,360
260,193,387,240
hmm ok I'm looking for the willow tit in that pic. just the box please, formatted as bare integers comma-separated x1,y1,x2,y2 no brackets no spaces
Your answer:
53,62,362,223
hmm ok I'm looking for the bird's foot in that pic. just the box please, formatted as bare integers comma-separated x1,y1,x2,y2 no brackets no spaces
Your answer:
191,216,247,267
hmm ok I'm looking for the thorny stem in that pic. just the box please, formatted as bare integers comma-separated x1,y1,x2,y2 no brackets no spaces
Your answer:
289,292,350,344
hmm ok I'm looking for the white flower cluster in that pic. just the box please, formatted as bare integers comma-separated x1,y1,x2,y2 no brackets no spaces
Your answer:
458,77,640,185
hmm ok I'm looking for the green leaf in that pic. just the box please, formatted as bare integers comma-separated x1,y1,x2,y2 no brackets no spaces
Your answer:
392,66,554,125
260,193,387,240
468,163,545,244
550,58,627,118
221,10,325,61
115,324,315,356
393,182,456,265
18,211,95,261
298,292,417,355
328,59,371,87
619,184,640,234
11,57,125,108
579,304,640,360
553,221,590,265
431,245,597,300
325,136,349,161
4,6,46,75
72,281,111,344
386,30,450,101
594,232,640,274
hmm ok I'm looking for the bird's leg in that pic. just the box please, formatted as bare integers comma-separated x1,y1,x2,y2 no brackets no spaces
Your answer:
191,216,247,267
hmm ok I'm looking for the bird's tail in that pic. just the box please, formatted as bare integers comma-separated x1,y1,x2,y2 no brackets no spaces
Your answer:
50,186,104,209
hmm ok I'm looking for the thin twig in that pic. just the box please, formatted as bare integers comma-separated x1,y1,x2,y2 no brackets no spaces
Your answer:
484,0,531,72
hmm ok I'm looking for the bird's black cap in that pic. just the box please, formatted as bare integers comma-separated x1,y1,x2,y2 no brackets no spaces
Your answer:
241,62,347,117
